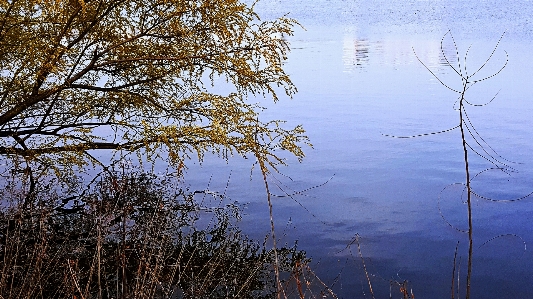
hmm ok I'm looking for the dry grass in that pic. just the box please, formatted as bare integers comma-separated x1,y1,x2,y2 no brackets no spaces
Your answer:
0,170,336,299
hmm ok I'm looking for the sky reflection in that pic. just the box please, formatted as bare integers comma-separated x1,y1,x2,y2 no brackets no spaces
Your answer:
196,1,533,298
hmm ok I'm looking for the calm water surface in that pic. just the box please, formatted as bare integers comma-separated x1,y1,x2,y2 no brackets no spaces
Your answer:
186,1,533,298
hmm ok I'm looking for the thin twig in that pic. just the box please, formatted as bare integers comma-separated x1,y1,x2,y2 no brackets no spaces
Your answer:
451,241,459,299
355,234,375,299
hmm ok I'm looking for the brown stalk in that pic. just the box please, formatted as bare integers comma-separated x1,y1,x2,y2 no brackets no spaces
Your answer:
355,234,375,299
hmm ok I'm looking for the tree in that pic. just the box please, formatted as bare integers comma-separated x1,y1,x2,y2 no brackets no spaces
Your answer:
0,0,309,181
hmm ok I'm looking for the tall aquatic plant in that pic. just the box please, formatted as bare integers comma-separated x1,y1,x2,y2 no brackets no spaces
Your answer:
420,31,507,298
385,30,532,299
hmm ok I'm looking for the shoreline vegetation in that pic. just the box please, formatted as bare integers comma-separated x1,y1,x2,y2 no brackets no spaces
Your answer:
0,170,329,299
0,167,418,299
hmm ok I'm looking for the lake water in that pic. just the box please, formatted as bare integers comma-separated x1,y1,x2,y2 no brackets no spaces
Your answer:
185,1,533,298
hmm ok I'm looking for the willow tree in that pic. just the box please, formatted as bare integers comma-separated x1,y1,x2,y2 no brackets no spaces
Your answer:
0,0,308,182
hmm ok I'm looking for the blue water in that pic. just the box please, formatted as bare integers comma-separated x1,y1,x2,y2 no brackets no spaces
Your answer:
183,1,533,298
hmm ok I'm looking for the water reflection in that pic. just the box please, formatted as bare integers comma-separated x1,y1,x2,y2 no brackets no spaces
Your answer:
342,31,456,72
196,1,533,298
284,23,533,298
342,37,370,70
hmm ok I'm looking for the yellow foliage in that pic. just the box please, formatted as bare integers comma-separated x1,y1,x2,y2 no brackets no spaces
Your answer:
0,0,309,178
